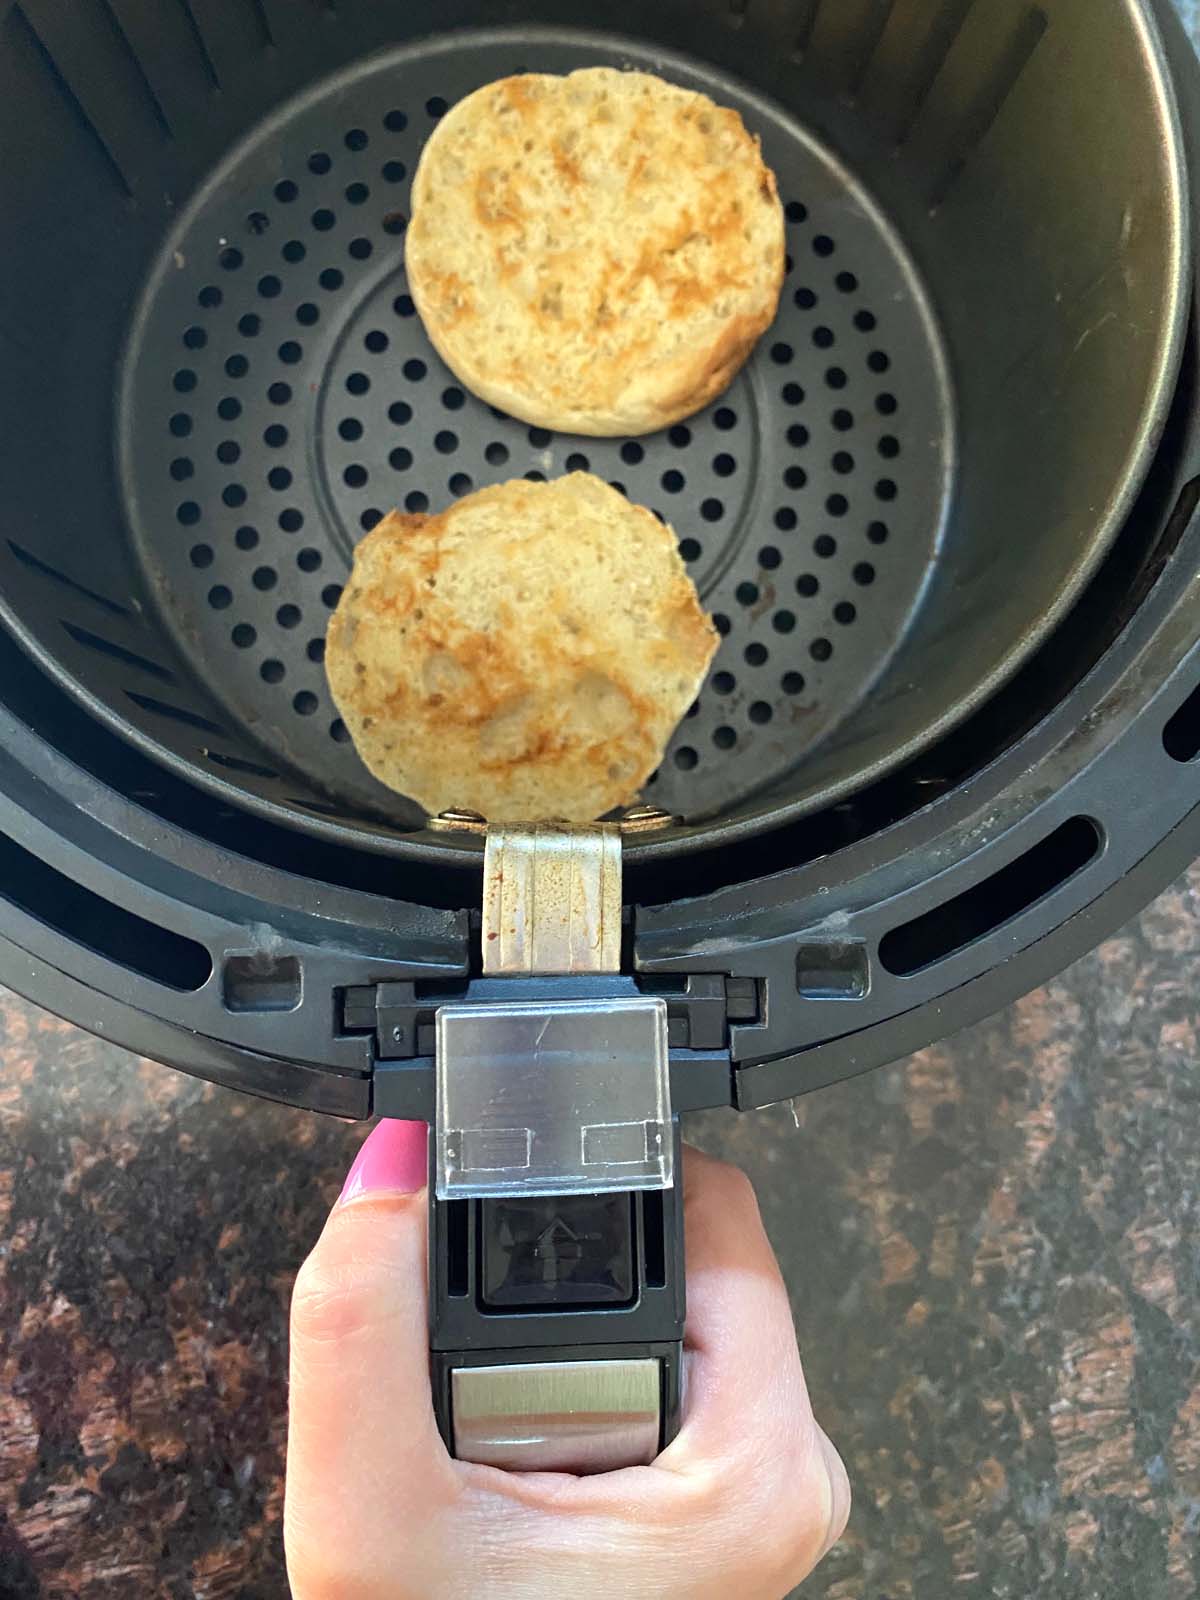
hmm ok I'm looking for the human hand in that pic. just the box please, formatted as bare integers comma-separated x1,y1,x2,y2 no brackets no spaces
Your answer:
285,1120,850,1599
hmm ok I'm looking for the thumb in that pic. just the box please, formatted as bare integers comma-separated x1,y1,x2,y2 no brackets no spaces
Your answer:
286,1120,455,1573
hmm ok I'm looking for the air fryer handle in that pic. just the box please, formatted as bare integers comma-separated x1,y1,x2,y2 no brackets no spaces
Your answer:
428,1125,686,1474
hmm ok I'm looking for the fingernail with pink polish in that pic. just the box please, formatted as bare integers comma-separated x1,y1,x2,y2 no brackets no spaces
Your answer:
338,1119,428,1205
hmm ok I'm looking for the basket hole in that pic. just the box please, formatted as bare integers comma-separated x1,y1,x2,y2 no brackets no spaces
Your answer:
207,585,232,610
774,508,797,532
701,499,724,523
782,383,805,406
796,574,819,597
384,109,408,132
744,642,768,666
713,613,732,637
832,410,854,433
772,610,796,634
274,180,298,204
403,358,427,382
868,351,891,374
198,285,222,308
876,479,898,502
679,538,701,563
361,508,383,530
674,747,699,771
235,526,259,551
825,367,848,391
713,671,736,695
252,566,278,592
258,273,282,299
345,128,369,152
189,543,213,568
813,327,835,350
749,702,772,726
833,452,854,475
279,341,303,365
225,355,249,380
390,447,413,471
449,473,473,496
297,548,322,572
339,418,363,442
485,442,509,466
223,953,301,1013
794,287,817,310
405,491,429,513
349,238,374,261
320,267,345,292
879,436,901,459
1164,683,1200,762
736,582,759,608
810,637,833,662
222,485,247,509
713,726,737,750
566,452,590,472
855,310,877,332
783,671,806,694
427,96,448,118
261,659,285,684
232,623,256,648
343,464,368,488
390,401,413,426
394,294,416,318
759,546,781,570
785,200,807,224
296,303,320,327
0,829,211,993
246,209,270,235
880,819,1102,977
173,369,197,394
834,602,856,625
171,456,195,481
346,372,370,396
183,326,207,351
279,509,304,533
853,562,876,586
770,343,793,365
877,393,898,416
277,604,301,629
669,425,692,447
661,470,685,493
826,495,848,518
294,691,319,716
268,382,292,405
383,160,407,183
867,521,889,545
169,414,193,438
176,501,201,526
621,441,644,465
713,454,737,477
382,212,408,236
836,271,858,293
308,152,332,175
219,248,243,272
435,431,458,455
442,387,466,411
307,638,326,663
785,466,807,490
331,719,351,743
814,535,837,557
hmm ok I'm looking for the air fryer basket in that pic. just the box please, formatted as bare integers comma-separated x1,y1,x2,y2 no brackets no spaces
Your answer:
0,0,1186,855
0,0,1198,1122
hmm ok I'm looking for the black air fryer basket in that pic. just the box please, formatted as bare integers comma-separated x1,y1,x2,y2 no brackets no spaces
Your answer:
0,0,1198,1125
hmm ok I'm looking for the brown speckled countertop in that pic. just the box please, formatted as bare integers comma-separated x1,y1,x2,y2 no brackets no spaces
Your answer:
0,865,1198,1597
